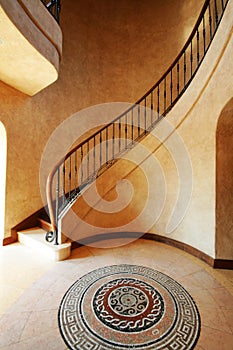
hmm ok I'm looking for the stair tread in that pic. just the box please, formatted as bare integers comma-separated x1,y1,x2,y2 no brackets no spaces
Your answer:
18,228,71,261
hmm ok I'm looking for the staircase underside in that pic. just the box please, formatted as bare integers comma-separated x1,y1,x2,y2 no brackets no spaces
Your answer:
0,0,62,95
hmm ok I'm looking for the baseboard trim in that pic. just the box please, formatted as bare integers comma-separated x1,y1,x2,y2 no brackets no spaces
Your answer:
143,233,233,269
213,259,233,269
142,233,214,266
3,224,233,269
71,232,233,269
2,207,48,246
2,233,18,246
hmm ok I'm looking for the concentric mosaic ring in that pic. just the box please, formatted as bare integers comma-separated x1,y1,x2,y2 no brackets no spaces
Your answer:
58,265,200,349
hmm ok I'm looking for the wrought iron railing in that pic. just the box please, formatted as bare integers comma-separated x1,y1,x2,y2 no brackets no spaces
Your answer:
45,0,229,244
41,0,60,23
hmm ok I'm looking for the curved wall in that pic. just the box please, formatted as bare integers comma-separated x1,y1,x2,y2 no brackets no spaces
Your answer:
63,0,233,259
157,0,233,258
0,122,7,243
216,98,233,260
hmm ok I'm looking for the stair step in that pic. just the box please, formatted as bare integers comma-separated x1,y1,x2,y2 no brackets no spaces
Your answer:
37,217,53,232
18,227,71,261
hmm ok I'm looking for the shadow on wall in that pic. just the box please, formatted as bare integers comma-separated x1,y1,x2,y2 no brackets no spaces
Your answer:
0,121,7,243
216,97,233,260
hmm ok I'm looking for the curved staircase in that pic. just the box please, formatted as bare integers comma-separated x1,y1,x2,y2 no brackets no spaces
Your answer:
18,0,232,261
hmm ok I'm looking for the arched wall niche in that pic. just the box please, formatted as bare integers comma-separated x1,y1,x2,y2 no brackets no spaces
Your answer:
0,121,7,244
216,97,233,260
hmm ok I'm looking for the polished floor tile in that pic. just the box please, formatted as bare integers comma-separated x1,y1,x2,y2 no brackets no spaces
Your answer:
0,239,232,349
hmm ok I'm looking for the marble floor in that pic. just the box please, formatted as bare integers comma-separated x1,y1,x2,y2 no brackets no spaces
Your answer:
0,239,233,349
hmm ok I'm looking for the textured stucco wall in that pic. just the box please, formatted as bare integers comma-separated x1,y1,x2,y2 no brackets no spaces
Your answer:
0,0,203,240
62,0,233,259
216,98,233,260
0,0,61,95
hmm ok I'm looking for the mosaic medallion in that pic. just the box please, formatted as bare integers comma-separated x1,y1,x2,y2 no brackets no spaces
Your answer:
93,278,164,332
58,265,200,349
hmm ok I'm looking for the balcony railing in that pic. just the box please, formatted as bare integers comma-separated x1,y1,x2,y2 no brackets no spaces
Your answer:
41,0,60,23
45,0,229,245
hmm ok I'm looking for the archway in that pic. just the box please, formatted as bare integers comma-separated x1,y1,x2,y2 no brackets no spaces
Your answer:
216,98,233,260
0,121,7,244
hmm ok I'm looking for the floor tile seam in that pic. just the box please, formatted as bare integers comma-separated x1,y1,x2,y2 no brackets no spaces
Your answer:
85,246,101,257
195,344,206,350
219,305,233,311
170,268,204,280
0,309,31,320
23,307,59,314
29,285,54,292
0,297,25,315
180,254,233,287
3,290,57,315
19,325,60,343
195,302,224,310
199,268,233,295
0,339,22,349
210,300,233,309
210,279,233,295
209,287,233,310
33,307,60,312
200,322,233,336
4,310,33,346
0,280,26,289
197,304,233,322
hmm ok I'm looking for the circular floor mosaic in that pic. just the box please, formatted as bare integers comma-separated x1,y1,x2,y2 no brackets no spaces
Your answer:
58,265,200,349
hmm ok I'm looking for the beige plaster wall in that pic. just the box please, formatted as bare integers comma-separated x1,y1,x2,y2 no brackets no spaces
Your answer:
0,0,61,66
63,0,233,259
216,98,233,259
0,0,203,241
0,0,62,95
18,0,62,57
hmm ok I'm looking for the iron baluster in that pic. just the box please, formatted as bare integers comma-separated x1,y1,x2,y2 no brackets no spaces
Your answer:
190,40,193,76
170,69,173,105
80,146,83,184
118,122,121,152
131,108,134,142
68,157,71,199
93,135,96,174
87,141,90,179
150,92,153,125
214,0,218,26
164,77,166,114
203,15,206,53
221,0,224,11
125,114,127,149
74,150,77,193
208,2,213,39
54,169,59,244
157,85,160,118
177,62,180,95
112,123,115,159
56,0,61,23
40,0,61,23
138,104,140,137
62,162,65,205
144,98,147,131
184,51,186,87
100,131,102,167
106,127,109,164
197,29,200,64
